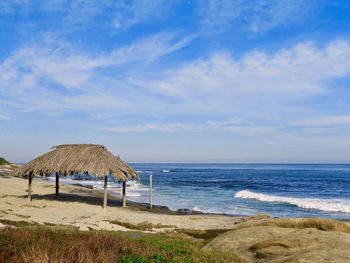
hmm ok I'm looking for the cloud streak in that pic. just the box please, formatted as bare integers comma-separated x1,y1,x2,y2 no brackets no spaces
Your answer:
291,116,350,127
102,118,280,134
198,0,316,33
0,33,191,114
2,36,350,145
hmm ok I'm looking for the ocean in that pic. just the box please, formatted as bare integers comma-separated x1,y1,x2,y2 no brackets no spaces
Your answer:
44,163,350,219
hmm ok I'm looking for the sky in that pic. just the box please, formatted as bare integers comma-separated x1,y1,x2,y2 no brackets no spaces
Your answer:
1,0,350,163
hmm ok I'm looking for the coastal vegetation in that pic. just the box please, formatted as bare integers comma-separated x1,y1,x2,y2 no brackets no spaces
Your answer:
0,224,241,263
0,158,9,165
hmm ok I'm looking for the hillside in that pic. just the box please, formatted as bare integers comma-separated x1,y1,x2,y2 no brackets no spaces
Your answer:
0,157,10,165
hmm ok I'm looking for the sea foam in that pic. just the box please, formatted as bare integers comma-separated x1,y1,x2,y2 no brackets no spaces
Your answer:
235,190,350,213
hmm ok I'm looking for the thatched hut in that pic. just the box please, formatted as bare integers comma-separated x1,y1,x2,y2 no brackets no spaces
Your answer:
13,144,139,208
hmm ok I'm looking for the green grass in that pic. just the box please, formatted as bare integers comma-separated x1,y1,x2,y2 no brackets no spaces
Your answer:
0,158,9,165
0,225,241,263
0,219,36,228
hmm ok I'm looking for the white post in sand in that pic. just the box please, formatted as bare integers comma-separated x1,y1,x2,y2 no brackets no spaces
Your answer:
149,172,152,209
103,175,108,209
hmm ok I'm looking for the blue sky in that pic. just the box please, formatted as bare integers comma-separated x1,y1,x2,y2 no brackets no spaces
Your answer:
1,0,350,163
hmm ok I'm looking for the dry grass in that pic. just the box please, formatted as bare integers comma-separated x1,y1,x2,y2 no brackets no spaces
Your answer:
0,227,152,263
0,226,241,263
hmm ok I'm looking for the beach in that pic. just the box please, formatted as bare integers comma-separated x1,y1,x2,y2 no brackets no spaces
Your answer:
54,163,350,219
0,175,246,232
3,170,350,262
2,1,350,261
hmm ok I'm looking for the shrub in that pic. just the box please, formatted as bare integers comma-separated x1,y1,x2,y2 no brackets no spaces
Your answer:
0,226,241,263
0,158,9,165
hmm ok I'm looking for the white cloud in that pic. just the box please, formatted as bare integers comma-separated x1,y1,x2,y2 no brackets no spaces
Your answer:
102,118,279,134
206,117,241,127
142,40,350,113
291,116,350,127
102,123,195,132
0,115,10,120
0,33,191,113
111,33,194,65
110,0,176,30
2,36,350,142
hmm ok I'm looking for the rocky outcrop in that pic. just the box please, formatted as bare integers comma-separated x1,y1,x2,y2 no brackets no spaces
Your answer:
234,213,271,224
0,164,21,177
230,217,350,233
203,217,350,262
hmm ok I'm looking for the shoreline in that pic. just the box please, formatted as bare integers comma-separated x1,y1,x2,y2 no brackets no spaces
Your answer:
37,174,250,217
0,175,253,232
37,175,350,221
4,163,350,220
3,174,350,262
2,172,350,222
39,176,233,217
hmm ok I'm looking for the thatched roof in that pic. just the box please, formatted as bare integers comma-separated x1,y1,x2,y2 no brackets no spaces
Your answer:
13,144,139,181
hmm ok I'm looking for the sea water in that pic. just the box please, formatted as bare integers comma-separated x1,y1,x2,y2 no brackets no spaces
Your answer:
44,163,350,219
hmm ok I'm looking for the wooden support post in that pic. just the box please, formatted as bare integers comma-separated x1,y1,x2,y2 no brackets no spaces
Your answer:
122,180,126,207
103,175,108,209
28,173,32,202
55,172,59,196
149,172,152,209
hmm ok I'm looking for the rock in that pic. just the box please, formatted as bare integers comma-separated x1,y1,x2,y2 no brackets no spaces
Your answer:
230,217,350,233
71,183,93,189
176,208,204,215
0,163,21,177
0,168,13,177
203,217,350,263
235,213,270,224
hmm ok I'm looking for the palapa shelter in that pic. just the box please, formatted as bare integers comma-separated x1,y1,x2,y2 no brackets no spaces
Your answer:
13,144,139,209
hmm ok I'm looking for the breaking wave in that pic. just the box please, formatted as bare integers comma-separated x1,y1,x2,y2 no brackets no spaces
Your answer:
235,190,350,213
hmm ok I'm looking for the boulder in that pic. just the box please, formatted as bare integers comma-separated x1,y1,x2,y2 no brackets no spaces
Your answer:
203,217,350,262
234,213,271,224
230,217,350,233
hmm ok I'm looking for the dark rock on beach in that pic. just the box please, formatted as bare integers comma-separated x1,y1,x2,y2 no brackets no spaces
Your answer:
71,183,94,189
176,208,204,215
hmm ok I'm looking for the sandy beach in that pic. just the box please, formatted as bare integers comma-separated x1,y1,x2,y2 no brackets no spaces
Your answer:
3,172,350,262
0,175,247,232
